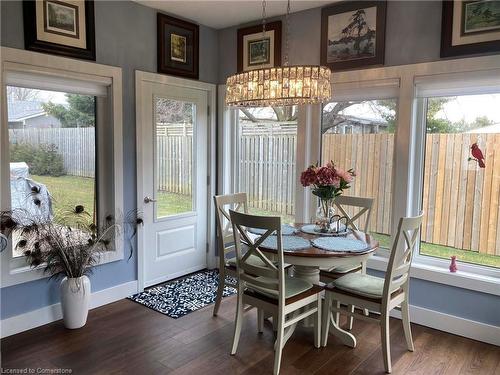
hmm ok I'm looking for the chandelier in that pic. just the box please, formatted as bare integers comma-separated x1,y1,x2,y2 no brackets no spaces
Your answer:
225,0,332,107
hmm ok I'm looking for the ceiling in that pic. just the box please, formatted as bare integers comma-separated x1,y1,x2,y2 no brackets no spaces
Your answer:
134,0,334,29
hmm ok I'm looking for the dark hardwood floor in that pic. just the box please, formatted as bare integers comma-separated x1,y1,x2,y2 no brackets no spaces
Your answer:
2,295,499,374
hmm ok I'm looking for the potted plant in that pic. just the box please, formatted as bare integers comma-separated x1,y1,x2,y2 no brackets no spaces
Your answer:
300,161,355,232
1,201,141,329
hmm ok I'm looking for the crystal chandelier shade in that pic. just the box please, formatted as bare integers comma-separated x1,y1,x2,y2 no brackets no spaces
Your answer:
225,0,332,107
226,65,332,107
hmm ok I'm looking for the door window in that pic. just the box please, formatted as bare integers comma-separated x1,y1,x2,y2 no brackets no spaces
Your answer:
154,97,195,218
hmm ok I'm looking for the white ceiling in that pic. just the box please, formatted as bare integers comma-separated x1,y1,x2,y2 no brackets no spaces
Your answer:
134,0,334,29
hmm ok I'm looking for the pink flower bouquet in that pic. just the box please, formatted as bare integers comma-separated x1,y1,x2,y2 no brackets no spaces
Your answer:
300,161,355,221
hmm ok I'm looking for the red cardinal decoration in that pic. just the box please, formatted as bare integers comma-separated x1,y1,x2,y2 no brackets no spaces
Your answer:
470,143,485,168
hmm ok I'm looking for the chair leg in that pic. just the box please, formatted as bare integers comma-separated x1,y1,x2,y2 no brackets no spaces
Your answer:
230,288,244,355
347,304,354,330
381,311,392,374
321,293,332,347
257,308,264,333
361,261,369,317
335,301,341,325
273,313,285,375
314,294,321,348
401,300,414,352
213,268,226,317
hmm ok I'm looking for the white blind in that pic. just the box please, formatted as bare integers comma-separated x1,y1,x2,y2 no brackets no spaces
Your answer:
5,71,110,97
415,69,500,98
331,78,400,101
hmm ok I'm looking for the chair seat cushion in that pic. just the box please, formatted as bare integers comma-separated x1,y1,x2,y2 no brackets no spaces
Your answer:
331,273,397,299
226,254,266,268
227,254,292,270
321,263,362,274
250,276,313,299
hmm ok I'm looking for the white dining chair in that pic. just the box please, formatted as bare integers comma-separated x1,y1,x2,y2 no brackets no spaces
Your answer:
321,212,424,374
213,193,292,316
229,210,323,375
213,193,249,316
320,195,374,328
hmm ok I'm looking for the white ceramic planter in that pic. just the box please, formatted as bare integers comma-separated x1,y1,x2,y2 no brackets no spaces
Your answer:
60,275,91,329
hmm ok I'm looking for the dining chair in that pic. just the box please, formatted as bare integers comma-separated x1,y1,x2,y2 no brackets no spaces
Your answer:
213,193,292,317
319,195,374,329
229,210,323,375
213,193,249,316
321,212,424,374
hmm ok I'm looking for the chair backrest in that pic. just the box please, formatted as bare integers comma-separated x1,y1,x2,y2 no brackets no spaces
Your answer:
383,212,424,303
214,193,248,262
334,195,374,232
229,210,285,306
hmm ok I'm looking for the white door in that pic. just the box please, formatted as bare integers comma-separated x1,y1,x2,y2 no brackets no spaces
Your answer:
138,81,208,287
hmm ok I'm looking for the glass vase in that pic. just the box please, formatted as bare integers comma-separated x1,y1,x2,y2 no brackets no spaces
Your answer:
315,198,335,232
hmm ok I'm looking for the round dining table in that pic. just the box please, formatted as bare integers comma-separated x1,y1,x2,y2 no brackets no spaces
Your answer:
258,223,379,347
258,223,379,285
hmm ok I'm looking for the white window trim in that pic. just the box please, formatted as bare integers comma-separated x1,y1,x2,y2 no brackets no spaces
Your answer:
1,47,124,287
216,89,316,223
331,55,500,295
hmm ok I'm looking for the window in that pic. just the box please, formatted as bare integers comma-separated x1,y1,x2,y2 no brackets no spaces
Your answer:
7,87,97,258
321,99,397,248
1,47,123,287
419,93,500,268
154,97,194,218
236,106,298,223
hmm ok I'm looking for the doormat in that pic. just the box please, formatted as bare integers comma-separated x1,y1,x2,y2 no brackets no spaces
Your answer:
127,270,237,318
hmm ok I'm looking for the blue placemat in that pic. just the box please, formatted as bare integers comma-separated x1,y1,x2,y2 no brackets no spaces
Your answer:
311,237,367,252
301,224,348,236
248,224,298,236
260,236,311,251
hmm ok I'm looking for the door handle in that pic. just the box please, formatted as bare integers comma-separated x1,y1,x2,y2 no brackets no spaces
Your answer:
144,196,157,204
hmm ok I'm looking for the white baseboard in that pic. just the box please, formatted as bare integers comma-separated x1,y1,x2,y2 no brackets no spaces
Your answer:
391,304,500,347
0,280,138,338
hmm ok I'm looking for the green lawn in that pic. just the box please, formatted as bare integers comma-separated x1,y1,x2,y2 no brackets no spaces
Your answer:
157,191,193,217
371,233,500,268
32,174,95,226
29,175,500,268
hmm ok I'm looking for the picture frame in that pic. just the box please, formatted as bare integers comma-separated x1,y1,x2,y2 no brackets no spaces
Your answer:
321,1,386,71
157,13,199,80
441,0,500,58
23,0,96,61
237,21,281,72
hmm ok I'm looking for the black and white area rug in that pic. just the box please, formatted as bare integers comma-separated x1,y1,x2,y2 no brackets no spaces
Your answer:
127,270,237,319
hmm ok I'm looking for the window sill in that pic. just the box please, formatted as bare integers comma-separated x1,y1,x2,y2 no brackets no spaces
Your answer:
1,250,124,288
367,255,500,297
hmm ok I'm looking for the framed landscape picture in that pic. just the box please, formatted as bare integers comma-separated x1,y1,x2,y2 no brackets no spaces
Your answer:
441,0,500,57
23,0,96,60
321,1,386,71
237,21,281,72
157,13,199,79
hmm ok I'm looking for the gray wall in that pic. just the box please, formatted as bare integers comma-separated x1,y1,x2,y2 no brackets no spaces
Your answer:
218,1,443,83
1,0,500,330
0,0,218,319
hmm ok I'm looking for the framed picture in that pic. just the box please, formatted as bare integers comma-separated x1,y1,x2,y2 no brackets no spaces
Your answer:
237,21,281,72
23,0,96,60
441,0,500,57
157,13,199,79
321,1,386,71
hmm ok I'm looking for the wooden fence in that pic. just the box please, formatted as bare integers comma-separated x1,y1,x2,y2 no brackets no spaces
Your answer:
9,127,499,255
9,128,95,178
237,124,297,217
156,126,193,194
323,133,500,256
